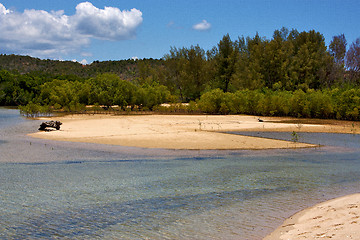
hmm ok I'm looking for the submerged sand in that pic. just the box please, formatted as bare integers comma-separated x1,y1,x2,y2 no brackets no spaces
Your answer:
28,114,333,150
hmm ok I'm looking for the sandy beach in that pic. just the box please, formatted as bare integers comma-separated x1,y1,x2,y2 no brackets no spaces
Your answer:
28,114,327,150
29,114,358,150
264,194,360,239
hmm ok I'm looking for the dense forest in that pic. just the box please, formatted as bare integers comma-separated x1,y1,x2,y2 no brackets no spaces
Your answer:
1,27,360,120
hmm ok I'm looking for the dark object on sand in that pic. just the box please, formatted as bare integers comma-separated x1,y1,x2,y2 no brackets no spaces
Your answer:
39,121,62,131
258,118,264,122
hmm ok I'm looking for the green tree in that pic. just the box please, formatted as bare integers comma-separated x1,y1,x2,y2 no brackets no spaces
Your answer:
290,30,331,89
262,27,294,90
87,73,138,109
233,33,266,90
164,45,208,101
198,88,226,113
163,47,187,100
135,83,171,110
180,45,208,100
209,34,238,92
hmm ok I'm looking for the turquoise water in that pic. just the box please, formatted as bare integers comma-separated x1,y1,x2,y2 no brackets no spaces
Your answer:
1,107,360,239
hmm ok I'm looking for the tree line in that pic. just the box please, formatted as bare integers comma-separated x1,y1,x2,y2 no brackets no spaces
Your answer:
197,88,360,120
161,28,359,100
1,27,360,120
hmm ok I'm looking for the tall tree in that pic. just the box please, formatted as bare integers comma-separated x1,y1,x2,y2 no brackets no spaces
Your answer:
164,45,207,101
327,34,347,86
163,47,186,99
233,33,266,90
181,45,208,100
262,27,294,89
290,30,331,89
214,34,238,92
329,34,347,65
346,38,360,82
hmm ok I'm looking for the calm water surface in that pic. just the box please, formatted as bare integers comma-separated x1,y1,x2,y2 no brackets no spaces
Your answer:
1,107,360,239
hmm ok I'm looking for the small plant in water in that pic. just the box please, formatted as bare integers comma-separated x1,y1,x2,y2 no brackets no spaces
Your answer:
291,131,299,143
351,122,357,134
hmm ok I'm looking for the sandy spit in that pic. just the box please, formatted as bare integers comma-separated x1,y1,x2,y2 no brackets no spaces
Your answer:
26,114,334,150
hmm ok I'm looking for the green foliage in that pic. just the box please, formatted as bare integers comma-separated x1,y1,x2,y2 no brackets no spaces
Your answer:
164,45,208,101
291,131,299,143
198,89,226,114
19,102,51,117
213,34,238,92
87,73,137,108
136,84,171,110
332,88,360,120
1,28,360,120
196,88,359,121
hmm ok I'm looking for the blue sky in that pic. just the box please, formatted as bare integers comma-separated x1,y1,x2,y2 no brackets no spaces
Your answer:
0,0,359,64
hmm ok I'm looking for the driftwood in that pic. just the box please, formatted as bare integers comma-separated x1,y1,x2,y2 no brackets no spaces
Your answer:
39,121,62,131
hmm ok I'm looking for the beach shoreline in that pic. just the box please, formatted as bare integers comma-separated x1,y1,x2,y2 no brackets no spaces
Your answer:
28,114,358,150
264,193,360,239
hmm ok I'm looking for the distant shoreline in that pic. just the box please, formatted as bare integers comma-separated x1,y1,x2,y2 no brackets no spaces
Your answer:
28,114,358,150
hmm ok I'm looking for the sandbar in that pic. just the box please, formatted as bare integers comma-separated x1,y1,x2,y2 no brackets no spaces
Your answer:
264,193,360,239
28,114,357,150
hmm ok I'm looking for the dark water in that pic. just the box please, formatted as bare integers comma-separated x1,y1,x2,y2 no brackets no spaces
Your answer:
1,107,360,239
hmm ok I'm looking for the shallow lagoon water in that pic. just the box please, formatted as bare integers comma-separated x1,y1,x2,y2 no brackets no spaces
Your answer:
1,108,360,239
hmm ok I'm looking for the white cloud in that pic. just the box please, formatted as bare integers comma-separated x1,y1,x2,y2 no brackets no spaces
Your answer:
0,2,143,58
192,20,211,31
73,2,143,40
0,3,9,15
